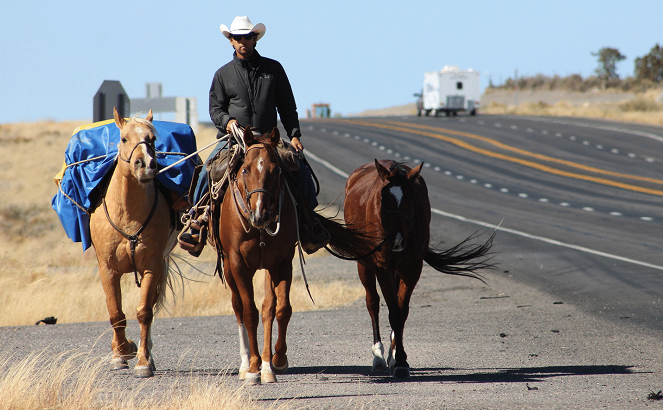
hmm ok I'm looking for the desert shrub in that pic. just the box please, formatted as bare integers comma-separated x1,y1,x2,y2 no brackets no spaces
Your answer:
619,97,662,112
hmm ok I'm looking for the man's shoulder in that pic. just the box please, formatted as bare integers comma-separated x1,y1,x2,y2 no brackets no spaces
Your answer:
258,56,284,69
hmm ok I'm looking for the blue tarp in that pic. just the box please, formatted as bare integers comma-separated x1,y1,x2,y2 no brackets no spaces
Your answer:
51,119,199,250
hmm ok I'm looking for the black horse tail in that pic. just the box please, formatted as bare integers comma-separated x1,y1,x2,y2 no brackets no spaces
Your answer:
424,230,496,283
317,214,381,261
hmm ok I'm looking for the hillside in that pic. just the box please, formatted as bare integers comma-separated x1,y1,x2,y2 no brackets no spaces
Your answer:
355,87,663,126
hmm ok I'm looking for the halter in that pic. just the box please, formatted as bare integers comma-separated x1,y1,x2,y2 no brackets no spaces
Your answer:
118,139,156,167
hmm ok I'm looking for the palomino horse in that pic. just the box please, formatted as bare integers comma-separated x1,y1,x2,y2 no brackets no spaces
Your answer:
215,126,371,385
344,160,494,378
89,107,176,378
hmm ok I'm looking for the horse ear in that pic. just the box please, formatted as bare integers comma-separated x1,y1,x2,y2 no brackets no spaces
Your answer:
375,159,390,181
407,162,424,180
113,106,126,130
145,109,153,122
269,127,280,145
243,126,256,146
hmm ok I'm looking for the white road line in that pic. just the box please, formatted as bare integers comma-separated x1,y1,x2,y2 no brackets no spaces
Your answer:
306,145,661,271
430,208,663,271
305,150,349,179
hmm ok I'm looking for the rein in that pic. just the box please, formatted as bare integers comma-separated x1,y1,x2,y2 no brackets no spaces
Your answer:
102,182,159,287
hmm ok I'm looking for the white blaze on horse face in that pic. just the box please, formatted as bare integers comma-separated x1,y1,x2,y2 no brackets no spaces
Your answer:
389,185,403,207
257,156,265,173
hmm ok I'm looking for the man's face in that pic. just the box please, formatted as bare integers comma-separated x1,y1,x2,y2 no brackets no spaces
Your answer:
230,33,257,59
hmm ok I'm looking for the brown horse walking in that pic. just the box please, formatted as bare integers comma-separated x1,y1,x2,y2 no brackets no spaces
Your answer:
89,108,177,378
214,126,371,385
344,160,494,378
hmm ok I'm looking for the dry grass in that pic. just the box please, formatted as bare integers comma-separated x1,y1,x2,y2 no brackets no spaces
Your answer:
0,349,283,410
0,120,364,327
481,87,663,125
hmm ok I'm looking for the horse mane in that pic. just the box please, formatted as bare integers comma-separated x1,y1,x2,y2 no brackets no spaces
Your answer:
386,161,412,178
131,115,159,139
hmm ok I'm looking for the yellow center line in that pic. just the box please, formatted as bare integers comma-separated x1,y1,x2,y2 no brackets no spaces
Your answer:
387,120,663,186
339,119,663,197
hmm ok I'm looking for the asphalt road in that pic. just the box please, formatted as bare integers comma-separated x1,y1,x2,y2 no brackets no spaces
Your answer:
2,114,663,409
300,114,663,332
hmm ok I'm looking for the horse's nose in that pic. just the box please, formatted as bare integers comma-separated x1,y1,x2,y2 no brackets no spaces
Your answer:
249,210,270,228
391,232,405,252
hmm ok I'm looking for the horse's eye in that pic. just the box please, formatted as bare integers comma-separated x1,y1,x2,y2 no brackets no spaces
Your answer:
121,138,127,143
242,169,248,175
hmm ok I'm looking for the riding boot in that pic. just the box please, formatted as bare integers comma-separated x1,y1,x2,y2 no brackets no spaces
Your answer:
298,204,331,255
178,206,209,257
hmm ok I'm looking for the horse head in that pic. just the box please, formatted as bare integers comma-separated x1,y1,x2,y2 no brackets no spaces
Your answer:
375,160,424,253
239,126,282,229
114,107,158,184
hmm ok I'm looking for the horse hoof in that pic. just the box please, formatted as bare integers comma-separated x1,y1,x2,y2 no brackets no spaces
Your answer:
110,357,129,371
371,357,388,373
261,371,277,383
238,363,250,380
244,372,261,385
134,357,155,378
134,365,154,378
271,356,289,374
392,366,411,379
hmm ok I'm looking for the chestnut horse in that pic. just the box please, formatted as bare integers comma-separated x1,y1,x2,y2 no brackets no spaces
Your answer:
89,108,176,378
344,160,494,378
215,126,371,385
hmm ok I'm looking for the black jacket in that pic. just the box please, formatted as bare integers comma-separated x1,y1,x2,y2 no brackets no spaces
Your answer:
209,51,301,140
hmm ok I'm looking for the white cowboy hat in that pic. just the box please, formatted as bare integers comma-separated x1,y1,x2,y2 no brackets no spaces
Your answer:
220,16,266,40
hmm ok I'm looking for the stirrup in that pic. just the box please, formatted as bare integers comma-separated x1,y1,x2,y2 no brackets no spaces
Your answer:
178,233,204,257
189,206,210,231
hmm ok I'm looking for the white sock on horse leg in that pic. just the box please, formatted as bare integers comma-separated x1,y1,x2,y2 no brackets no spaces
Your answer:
239,324,250,374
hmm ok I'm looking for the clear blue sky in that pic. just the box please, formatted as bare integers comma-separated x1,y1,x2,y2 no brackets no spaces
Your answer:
1,0,661,123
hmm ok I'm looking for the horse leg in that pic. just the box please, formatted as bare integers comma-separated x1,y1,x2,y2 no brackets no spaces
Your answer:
358,263,387,372
385,267,421,379
226,260,261,384
223,263,250,380
98,267,137,370
133,268,161,378
260,269,277,383
271,263,292,374
375,269,409,378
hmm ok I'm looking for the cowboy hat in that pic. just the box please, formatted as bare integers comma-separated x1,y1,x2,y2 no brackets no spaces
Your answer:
220,16,266,40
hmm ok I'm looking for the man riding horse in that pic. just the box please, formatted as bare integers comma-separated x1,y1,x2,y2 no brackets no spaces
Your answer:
178,16,330,256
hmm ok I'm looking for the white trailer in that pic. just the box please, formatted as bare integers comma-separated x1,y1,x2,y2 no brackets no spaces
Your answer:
419,65,480,117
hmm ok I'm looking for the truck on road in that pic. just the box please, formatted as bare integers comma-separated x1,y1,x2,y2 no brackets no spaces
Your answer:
417,65,480,117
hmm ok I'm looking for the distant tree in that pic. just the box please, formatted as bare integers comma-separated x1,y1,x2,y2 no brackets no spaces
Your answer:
634,43,663,83
591,47,626,88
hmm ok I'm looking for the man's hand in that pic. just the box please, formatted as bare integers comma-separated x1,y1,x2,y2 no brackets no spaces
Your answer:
290,136,304,152
226,119,238,134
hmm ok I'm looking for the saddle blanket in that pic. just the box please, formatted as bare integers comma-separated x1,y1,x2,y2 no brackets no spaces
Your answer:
51,119,200,250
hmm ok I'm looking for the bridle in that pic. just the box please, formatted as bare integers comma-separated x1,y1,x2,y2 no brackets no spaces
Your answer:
104,133,159,288
230,144,284,231
229,143,286,269
242,146,282,212
118,138,156,174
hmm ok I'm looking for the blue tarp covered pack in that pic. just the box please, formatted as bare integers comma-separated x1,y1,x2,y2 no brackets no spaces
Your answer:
52,119,199,250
